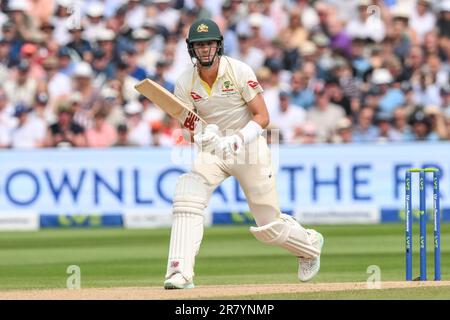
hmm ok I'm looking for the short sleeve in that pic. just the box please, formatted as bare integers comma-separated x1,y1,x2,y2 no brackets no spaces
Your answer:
238,62,264,103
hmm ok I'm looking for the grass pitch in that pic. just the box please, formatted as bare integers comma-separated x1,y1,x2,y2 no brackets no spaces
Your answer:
0,224,449,299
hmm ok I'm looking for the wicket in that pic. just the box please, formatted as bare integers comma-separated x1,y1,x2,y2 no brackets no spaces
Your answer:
405,168,441,281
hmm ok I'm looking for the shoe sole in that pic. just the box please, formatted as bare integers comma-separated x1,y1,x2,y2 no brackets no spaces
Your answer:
164,282,195,290
299,232,324,282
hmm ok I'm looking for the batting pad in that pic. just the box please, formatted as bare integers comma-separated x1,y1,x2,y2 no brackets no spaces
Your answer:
166,213,204,282
250,214,320,259
165,173,210,282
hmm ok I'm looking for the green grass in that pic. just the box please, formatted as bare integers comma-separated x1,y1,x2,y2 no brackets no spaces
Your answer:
0,224,449,299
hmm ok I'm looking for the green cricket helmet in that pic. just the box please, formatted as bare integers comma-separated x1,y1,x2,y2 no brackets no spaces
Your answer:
186,18,223,58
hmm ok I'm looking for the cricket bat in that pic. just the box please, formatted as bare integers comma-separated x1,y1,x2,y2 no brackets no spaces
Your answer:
134,78,207,131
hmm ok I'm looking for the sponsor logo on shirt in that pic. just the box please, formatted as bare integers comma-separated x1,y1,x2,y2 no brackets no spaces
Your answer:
190,91,202,101
171,261,180,268
247,80,259,89
221,80,235,92
183,111,200,131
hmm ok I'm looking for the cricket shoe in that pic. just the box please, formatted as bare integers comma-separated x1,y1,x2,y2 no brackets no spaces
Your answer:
164,273,195,290
298,229,324,282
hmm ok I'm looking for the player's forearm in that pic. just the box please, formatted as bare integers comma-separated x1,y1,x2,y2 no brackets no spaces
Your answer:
252,113,269,129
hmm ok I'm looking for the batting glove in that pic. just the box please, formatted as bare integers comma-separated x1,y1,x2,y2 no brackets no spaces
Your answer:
217,134,243,159
193,124,220,153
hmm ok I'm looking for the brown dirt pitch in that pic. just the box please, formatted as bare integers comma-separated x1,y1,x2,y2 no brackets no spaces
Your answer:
1,281,450,300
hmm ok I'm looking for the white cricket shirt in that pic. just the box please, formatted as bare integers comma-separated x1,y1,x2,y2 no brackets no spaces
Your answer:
174,56,263,133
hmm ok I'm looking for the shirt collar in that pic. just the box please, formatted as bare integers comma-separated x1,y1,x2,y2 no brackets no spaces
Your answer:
196,56,226,79
217,56,226,78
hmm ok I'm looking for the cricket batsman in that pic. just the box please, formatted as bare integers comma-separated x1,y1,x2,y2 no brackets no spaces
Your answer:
164,18,324,289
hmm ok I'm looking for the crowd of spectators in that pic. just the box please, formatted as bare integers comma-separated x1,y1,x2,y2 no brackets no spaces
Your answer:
0,0,449,148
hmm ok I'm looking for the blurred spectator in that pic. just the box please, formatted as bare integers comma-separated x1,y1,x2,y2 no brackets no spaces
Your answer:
0,89,15,148
353,107,379,142
426,54,449,89
437,0,450,38
153,0,181,33
124,100,151,146
289,0,319,31
139,94,165,127
231,30,265,72
125,0,146,30
306,86,346,142
236,1,276,45
0,37,12,82
116,59,139,102
374,112,403,143
441,86,450,118
325,80,352,116
86,108,117,148
1,21,23,66
392,107,413,140
313,33,334,78
0,123,9,147
0,0,448,149
36,23,58,61
122,45,148,81
43,55,71,100
398,45,424,83
67,24,93,62
345,0,386,43
410,0,436,43
327,15,352,57
409,109,440,141
91,49,114,87
18,42,46,80
52,0,73,46
330,59,361,111
388,10,413,60
424,104,448,140
28,0,55,25
270,91,306,144
57,46,76,76
302,61,320,99
113,123,138,147
71,62,99,111
362,86,381,114
256,66,279,118
279,8,308,55
30,91,54,124
110,5,135,55
7,0,38,42
101,87,125,128
293,122,318,144
45,102,86,148
133,28,160,76
422,31,441,58
0,87,15,127
289,70,315,110
191,0,212,20
155,116,185,147
371,68,405,115
95,28,118,67
400,82,416,116
141,20,166,54
331,117,354,144
84,2,108,43
4,59,38,106
411,65,442,107
10,103,46,148
150,60,175,92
